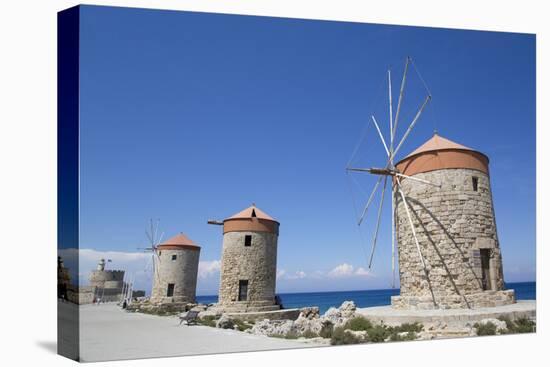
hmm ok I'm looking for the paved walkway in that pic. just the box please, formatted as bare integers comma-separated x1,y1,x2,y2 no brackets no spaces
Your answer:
79,303,314,362
356,300,536,325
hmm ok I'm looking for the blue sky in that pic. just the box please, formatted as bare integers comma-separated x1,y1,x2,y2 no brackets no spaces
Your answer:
76,5,535,295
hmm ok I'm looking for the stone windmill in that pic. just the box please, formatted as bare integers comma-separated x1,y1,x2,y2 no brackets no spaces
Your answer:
347,57,515,310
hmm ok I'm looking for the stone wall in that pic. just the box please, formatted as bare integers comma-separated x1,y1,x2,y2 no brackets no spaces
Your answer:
89,269,124,285
393,168,514,309
218,231,279,312
150,247,200,304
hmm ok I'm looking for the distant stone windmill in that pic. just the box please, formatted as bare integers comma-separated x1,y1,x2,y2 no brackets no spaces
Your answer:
347,57,515,310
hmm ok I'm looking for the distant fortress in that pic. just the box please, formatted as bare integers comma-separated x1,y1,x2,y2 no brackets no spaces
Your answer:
89,259,126,303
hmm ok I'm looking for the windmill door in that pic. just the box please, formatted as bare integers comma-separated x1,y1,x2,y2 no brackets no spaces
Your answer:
480,249,491,290
166,283,175,297
238,280,248,301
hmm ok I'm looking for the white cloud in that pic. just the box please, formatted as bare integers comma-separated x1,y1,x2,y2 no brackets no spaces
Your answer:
328,263,355,278
354,267,373,277
198,260,221,279
58,248,221,293
277,269,306,280
325,264,374,278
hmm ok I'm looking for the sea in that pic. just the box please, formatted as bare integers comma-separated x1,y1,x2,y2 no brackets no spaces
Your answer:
197,281,536,314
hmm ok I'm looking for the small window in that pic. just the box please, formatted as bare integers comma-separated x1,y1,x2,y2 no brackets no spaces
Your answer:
244,235,252,247
472,176,479,192
166,283,175,297
171,254,177,261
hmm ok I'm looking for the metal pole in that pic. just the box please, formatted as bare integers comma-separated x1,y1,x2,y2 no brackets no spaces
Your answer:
394,172,441,187
371,115,390,157
393,95,431,159
396,177,427,272
368,176,388,268
391,184,396,288
388,69,393,144
392,57,410,142
358,176,383,225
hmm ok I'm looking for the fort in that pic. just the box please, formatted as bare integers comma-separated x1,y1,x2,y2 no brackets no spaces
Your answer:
89,259,125,303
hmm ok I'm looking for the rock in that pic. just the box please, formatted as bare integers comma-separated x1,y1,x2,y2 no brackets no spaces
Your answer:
417,331,435,340
298,307,320,320
322,301,357,328
199,309,222,320
339,301,357,318
190,303,208,312
347,330,368,342
294,312,324,334
249,319,296,336
216,314,234,329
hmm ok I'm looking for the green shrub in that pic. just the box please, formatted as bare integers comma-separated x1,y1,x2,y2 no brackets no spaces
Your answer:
284,330,300,339
301,330,319,339
390,331,417,342
197,315,217,327
497,316,535,334
474,322,497,336
345,316,373,331
268,330,300,339
497,316,514,332
366,325,390,343
319,323,334,339
330,327,361,345
512,317,536,333
393,322,423,333
232,319,252,331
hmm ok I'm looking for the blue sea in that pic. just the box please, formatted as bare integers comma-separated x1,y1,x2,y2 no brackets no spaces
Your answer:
197,281,535,314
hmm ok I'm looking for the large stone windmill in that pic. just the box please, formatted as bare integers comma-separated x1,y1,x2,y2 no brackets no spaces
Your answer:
347,57,515,310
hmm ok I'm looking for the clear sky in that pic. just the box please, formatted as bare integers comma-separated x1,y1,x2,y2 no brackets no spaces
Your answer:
76,5,536,295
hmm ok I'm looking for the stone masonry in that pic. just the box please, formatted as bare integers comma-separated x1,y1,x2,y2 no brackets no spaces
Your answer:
150,246,200,305
393,168,515,309
89,259,125,302
218,230,279,312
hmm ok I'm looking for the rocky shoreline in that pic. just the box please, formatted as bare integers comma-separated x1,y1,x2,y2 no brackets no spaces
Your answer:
127,300,536,345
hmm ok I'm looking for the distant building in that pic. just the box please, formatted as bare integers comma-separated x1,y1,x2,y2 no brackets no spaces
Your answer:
215,205,281,312
393,134,515,309
150,233,200,305
89,259,125,303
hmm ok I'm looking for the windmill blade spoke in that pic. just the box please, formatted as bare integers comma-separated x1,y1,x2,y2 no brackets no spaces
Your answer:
392,57,410,142
157,231,165,247
391,182,396,288
396,177,428,272
388,69,394,150
394,172,441,187
368,176,388,269
371,115,390,157
393,94,431,159
358,175,383,226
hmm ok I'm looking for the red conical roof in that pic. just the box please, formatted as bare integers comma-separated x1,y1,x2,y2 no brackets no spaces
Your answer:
225,205,277,222
405,133,474,158
159,233,200,248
